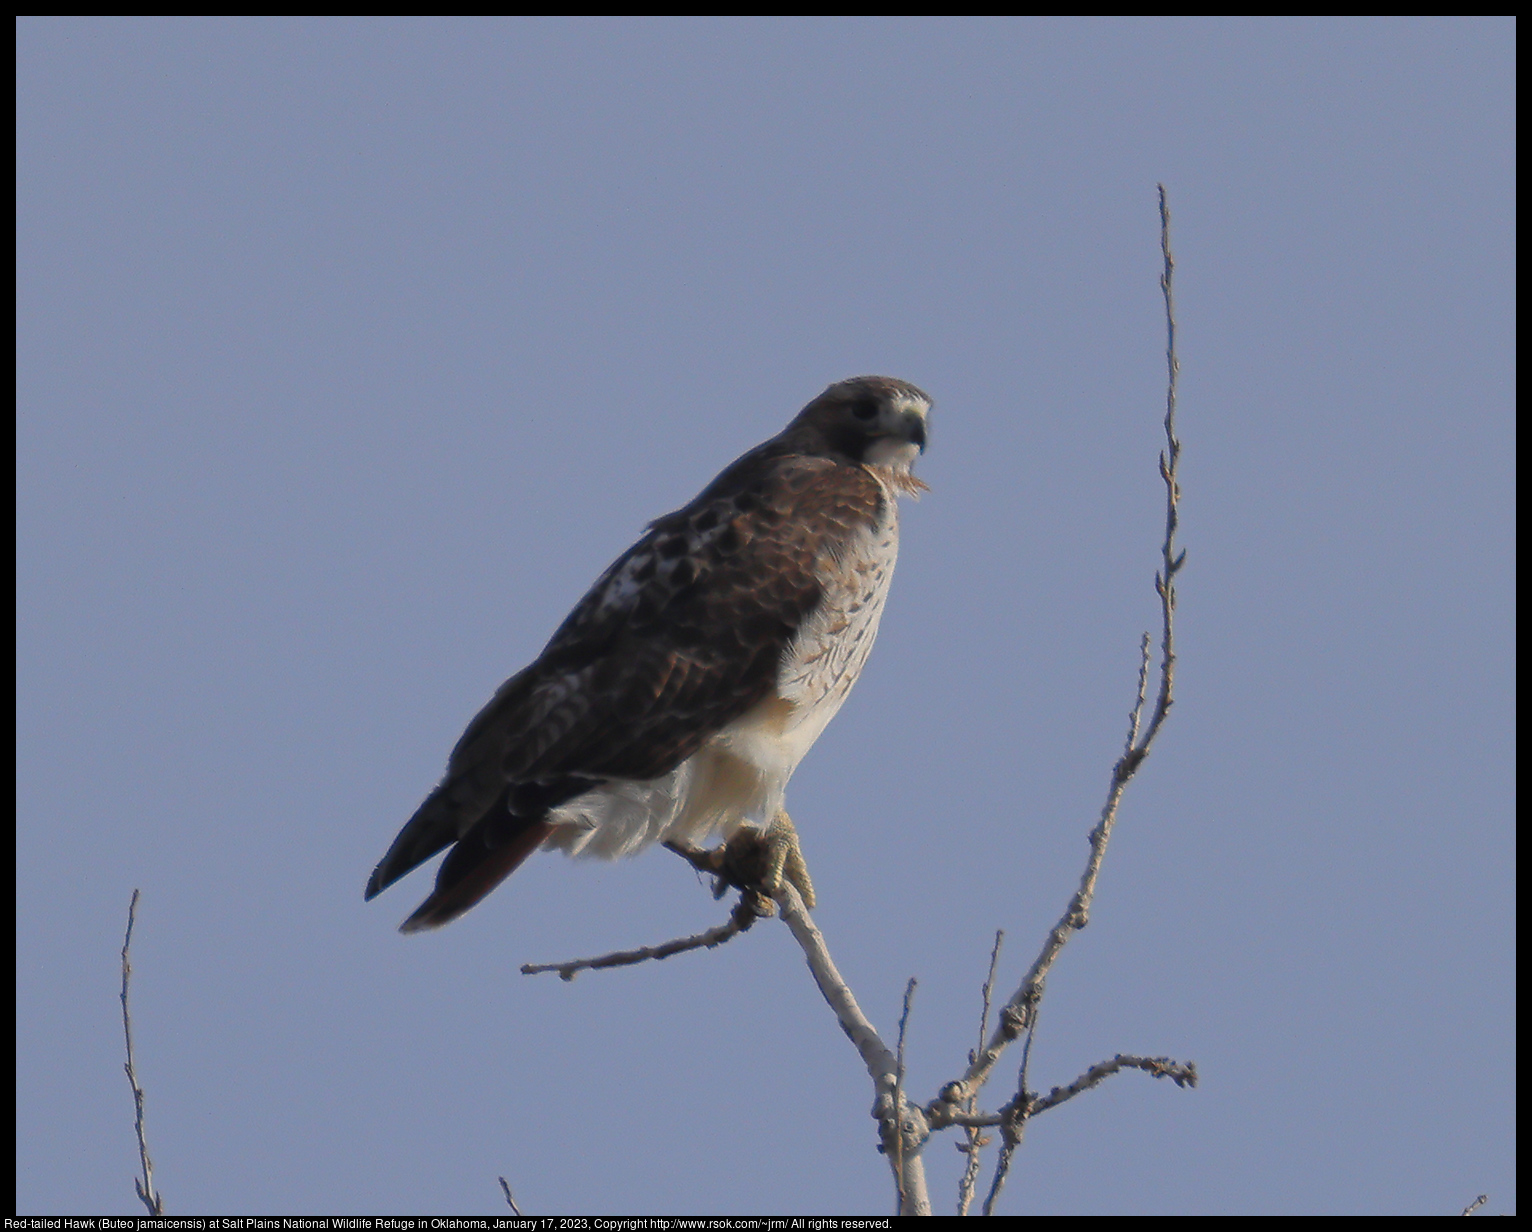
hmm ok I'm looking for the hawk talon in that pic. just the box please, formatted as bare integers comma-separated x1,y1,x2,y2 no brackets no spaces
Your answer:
665,812,817,916
764,810,816,910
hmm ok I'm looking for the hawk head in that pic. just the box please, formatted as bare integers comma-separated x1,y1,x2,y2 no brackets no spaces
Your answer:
790,375,932,485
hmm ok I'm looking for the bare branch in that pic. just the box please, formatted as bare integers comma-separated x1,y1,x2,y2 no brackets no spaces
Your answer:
938,1109,1005,1130
956,931,1003,1216
1125,632,1151,752
498,1176,522,1215
773,884,896,1096
773,883,931,1216
896,977,917,1078
931,185,1186,1125
954,1120,992,1218
976,931,1004,1061
120,889,163,1216
1141,181,1185,756
1016,1002,1039,1111
980,1001,1041,1216
894,977,917,1216
980,1116,1022,1218
972,1051,1198,1215
521,897,758,980
980,1075,1032,1216
521,837,803,979
1028,1053,1198,1117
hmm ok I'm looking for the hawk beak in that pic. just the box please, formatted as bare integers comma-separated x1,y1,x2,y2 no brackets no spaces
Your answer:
906,415,928,453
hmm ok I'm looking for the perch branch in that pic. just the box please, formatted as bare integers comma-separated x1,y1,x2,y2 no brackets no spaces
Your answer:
774,883,931,1216
521,897,759,980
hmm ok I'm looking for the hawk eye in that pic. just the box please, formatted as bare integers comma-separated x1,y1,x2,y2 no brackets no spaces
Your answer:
851,403,878,421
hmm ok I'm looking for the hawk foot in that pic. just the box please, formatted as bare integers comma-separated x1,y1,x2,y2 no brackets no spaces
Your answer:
665,811,816,917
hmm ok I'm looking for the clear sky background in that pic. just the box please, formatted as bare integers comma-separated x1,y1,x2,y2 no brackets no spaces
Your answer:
17,17,1513,1217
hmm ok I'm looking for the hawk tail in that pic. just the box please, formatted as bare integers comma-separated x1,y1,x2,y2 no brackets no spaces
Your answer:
364,790,470,904
397,813,556,933
367,777,593,932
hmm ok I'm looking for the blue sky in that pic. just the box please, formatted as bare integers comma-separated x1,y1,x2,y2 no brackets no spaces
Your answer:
17,17,1513,1216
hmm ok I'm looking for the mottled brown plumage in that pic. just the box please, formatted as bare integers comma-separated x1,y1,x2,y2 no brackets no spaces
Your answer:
367,375,931,931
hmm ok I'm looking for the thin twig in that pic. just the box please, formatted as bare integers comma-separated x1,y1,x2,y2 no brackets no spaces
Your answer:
932,742,1129,1115
1016,1004,1038,1115
925,1054,1198,1133
980,1123,1019,1218
120,889,163,1215
1029,1053,1198,1116
498,1176,522,1215
521,898,758,979
956,932,1003,1216
981,1059,1030,1221
977,931,1004,1061
981,1002,1041,1217
893,978,917,1216
1126,631,1151,750
1143,180,1184,757
931,184,1186,1127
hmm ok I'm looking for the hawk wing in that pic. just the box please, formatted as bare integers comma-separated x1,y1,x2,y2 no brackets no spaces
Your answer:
365,445,887,928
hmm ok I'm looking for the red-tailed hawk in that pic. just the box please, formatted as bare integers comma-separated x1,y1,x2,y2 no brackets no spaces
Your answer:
366,375,931,931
